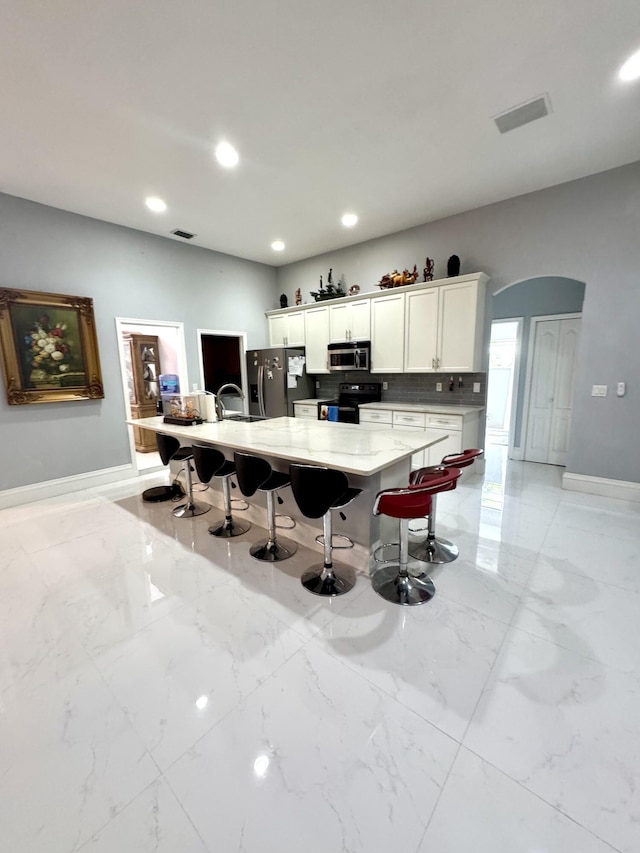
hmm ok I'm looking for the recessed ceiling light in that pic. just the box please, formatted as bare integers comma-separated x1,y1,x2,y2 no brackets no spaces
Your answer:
215,141,239,168
145,196,167,213
619,49,640,82
341,213,358,227
271,240,285,251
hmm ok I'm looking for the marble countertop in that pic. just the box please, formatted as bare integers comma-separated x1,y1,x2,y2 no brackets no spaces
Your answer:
129,416,448,476
359,402,485,416
293,398,328,406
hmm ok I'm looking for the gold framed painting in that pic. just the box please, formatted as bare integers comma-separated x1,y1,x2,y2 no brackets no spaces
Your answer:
0,287,104,405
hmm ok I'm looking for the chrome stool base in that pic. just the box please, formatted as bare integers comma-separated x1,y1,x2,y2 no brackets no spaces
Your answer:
302,562,356,597
408,535,459,565
372,564,435,606
172,500,211,519
250,536,298,562
208,516,251,538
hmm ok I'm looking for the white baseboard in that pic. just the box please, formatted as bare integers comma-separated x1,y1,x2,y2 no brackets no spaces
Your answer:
562,472,640,503
508,446,524,461
0,464,137,510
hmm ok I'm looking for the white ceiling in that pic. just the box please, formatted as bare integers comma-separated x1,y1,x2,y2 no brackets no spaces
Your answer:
2,0,640,266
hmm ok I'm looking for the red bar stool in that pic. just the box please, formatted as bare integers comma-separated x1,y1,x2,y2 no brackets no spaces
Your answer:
408,448,483,564
372,468,461,606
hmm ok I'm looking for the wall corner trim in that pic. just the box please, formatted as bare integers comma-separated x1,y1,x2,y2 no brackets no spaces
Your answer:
562,472,640,503
0,464,138,510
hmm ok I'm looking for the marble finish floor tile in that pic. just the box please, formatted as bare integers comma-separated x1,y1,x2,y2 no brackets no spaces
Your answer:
92,582,308,770
76,778,208,853
419,747,618,853
310,586,508,740
464,627,640,853
166,643,458,853
0,663,159,853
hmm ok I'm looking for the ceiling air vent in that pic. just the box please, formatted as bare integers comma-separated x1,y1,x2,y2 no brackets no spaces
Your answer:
170,229,197,240
494,95,550,134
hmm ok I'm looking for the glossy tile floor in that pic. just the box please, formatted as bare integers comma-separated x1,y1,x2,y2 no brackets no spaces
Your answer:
1,446,639,852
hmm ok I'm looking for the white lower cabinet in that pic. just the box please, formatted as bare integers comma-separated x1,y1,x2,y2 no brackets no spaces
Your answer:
293,402,318,419
361,406,482,473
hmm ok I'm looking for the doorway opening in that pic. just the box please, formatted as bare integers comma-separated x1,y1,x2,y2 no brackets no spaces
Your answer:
197,329,248,415
486,319,522,454
115,317,188,474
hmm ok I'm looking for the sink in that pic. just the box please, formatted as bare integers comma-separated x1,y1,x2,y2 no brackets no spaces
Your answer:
224,414,268,423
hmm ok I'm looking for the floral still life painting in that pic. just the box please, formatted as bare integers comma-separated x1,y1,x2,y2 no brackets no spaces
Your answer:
0,288,104,405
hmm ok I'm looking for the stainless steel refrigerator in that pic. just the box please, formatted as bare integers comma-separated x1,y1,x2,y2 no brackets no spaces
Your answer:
246,347,314,418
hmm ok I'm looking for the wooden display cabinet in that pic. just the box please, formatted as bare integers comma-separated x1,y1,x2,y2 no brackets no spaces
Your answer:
122,333,162,452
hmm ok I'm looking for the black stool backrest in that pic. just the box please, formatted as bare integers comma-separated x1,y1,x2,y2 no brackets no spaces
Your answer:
192,445,225,484
234,452,272,496
156,433,180,466
290,464,349,519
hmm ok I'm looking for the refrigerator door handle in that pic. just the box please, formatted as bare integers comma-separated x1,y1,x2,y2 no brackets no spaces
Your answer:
258,364,266,417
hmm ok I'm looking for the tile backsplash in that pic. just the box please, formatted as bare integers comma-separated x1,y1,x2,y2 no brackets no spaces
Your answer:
312,372,487,407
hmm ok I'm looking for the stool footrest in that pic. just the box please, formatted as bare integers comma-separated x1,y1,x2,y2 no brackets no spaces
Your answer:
315,533,354,550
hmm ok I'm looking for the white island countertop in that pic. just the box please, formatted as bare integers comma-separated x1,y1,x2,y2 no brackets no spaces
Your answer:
129,416,448,477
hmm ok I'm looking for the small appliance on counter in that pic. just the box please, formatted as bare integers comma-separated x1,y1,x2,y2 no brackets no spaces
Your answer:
161,393,204,425
318,382,382,423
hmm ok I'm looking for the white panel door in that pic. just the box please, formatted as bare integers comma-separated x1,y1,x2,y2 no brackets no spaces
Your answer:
525,317,581,465
371,293,405,373
304,306,330,374
438,280,478,371
548,318,581,465
405,288,439,372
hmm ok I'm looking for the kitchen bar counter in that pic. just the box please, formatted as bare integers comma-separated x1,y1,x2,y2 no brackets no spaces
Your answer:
128,415,447,477
129,416,449,572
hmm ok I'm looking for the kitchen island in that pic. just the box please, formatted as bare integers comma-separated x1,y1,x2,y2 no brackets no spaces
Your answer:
129,415,448,571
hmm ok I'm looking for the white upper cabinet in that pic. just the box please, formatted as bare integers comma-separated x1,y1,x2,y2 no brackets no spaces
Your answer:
437,279,485,371
328,299,370,343
371,292,405,373
304,305,330,373
404,277,486,372
266,273,487,372
268,310,305,347
404,287,439,372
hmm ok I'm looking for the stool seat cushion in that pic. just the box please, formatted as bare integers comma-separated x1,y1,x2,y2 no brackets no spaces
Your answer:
260,471,291,492
378,491,434,519
332,486,362,510
216,460,236,478
172,446,193,461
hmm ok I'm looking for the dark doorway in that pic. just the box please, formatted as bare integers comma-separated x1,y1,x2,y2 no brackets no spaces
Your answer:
200,334,243,393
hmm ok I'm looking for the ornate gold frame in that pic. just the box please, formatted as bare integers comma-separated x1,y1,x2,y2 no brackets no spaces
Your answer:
0,287,104,405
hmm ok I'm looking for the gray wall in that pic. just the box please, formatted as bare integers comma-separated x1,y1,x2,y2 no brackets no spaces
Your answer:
277,162,640,483
492,276,585,447
0,193,277,490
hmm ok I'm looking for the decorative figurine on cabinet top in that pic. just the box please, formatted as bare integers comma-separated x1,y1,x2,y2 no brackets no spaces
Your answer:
423,257,434,282
310,270,345,301
447,255,461,277
295,288,302,305
280,293,288,308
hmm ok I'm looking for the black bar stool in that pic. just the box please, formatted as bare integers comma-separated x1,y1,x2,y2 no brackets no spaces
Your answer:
192,445,251,538
408,448,483,564
372,468,461,606
233,452,297,562
153,433,211,519
290,464,361,596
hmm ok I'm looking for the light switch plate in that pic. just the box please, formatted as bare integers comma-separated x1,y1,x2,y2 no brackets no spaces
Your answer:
436,382,442,392
382,381,388,390
617,382,626,397
592,385,607,397
473,382,481,393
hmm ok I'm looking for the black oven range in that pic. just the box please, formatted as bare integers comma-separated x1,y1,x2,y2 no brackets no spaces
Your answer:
317,383,382,424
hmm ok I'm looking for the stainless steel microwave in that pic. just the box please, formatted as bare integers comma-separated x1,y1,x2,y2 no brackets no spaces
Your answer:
327,341,371,372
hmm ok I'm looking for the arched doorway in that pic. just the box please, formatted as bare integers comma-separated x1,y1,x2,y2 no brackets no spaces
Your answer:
489,276,585,463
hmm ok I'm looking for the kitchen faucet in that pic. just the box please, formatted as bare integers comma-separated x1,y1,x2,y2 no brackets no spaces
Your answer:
215,383,245,421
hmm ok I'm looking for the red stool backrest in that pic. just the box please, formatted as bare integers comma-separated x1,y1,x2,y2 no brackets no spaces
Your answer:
439,448,483,470
373,467,461,520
